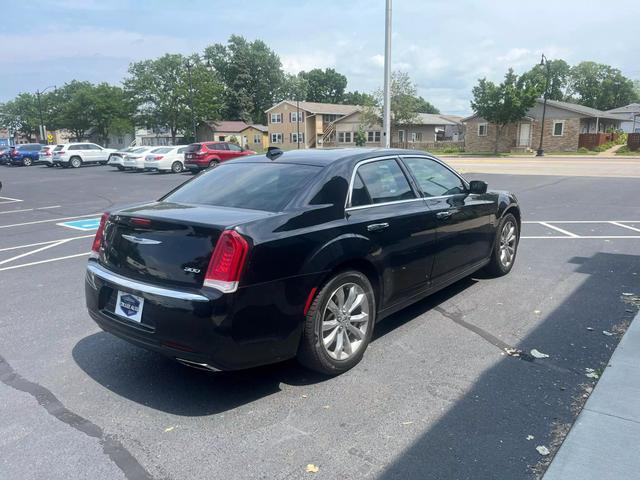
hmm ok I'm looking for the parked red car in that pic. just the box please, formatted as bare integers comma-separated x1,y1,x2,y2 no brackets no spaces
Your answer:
184,142,255,172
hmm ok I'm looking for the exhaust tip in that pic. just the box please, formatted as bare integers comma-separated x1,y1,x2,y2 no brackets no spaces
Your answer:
175,358,221,372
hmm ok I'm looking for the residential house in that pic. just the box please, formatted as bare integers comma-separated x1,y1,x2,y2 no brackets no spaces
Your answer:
135,127,185,147
265,100,361,149
197,120,268,150
463,99,624,153
606,103,640,133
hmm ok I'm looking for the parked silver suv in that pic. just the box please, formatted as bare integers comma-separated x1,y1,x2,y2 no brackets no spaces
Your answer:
53,143,117,168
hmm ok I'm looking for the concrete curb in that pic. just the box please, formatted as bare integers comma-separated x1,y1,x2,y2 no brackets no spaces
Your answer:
543,309,640,479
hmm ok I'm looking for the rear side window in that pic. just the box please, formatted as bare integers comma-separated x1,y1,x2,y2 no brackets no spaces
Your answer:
208,143,228,151
352,159,415,206
402,157,465,197
68,145,82,151
185,144,201,152
86,144,102,150
164,163,320,212
53,145,64,152
177,147,188,154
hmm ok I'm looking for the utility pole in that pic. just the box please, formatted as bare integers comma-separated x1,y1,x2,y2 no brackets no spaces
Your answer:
296,98,300,149
383,0,392,148
185,61,197,144
35,85,55,144
536,54,550,156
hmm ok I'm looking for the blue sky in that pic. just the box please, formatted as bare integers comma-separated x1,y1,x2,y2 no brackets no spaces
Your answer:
2,0,639,115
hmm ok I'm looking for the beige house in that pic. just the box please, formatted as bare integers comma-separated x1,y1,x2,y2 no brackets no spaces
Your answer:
266,100,461,150
198,121,268,150
463,99,623,153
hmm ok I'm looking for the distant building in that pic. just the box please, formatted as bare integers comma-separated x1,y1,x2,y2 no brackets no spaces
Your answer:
197,121,268,150
606,103,640,133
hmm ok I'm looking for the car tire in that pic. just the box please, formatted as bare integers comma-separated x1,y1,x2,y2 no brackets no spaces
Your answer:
46,163,53,167
116,165,124,171
171,161,184,173
23,158,33,167
298,270,376,375
485,213,519,277
70,156,82,168
208,160,219,169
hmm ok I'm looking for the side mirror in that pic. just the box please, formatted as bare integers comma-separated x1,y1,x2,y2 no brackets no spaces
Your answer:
468,180,488,194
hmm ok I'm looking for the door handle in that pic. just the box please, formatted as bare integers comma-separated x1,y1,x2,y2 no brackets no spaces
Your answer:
436,210,454,219
367,222,389,232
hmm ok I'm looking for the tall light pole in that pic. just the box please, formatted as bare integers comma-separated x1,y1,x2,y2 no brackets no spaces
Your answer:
184,60,197,144
36,85,56,143
382,0,392,148
536,54,551,156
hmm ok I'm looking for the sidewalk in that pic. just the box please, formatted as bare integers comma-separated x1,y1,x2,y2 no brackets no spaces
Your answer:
543,309,640,479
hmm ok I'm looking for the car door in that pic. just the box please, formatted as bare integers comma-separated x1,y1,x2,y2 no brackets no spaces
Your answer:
227,142,244,159
345,157,439,309
87,144,106,162
400,155,496,285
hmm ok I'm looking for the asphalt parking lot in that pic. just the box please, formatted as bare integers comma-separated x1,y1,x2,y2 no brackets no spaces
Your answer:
1,162,639,480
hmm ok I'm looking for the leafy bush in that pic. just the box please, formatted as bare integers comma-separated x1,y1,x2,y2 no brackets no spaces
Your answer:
354,126,366,147
577,147,590,153
617,145,630,153
440,145,464,154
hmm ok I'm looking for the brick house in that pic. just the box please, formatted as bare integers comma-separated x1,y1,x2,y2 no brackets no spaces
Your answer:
463,99,623,153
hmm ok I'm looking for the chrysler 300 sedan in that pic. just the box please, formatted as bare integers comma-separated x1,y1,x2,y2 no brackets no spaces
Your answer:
85,148,521,375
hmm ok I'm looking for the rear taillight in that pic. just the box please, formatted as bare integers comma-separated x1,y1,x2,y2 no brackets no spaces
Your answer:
152,155,163,160
204,230,249,293
90,212,110,258
130,217,151,227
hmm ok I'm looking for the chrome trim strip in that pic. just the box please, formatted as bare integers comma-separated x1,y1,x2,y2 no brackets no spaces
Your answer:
86,262,209,302
345,197,426,212
175,358,221,372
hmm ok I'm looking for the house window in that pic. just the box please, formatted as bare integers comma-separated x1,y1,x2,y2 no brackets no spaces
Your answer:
270,113,282,124
290,132,305,144
478,123,487,136
253,134,262,144
270,133,282,144
367,131,381,142
338,131,352,143
553,121,564,136
324,114,339,123
289,111,305,123
409,132,422,143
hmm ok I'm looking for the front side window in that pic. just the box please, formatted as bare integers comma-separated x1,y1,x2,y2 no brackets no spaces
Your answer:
228,143,242,152
270,133,282,144
164,163,320,212
402,157,465,197
290,132,305,144
270,113,282,124
553,121,564,136
253,134,261,144
367,131,381,142
351,159,415,206
338,131,352,143
478,123,487,136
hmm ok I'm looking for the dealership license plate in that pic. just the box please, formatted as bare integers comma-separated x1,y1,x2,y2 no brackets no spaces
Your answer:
186,154,193,159
115,291,144,323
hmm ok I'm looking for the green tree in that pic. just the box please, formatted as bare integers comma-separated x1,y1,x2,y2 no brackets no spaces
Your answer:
471,68,538,153
634,80,640,100
204,35,284,124
568,62,639,110
519,59,570,101
88,83,134,146
342,90,376,106
50,81,95,141
0,93,40,141
298,68,347,104
280,74,309,103
354,125,367,146
124,54,222,144
363,71,421,134
413,96,440,114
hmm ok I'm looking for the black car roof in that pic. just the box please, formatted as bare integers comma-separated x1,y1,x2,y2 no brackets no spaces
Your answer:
230,148,424,167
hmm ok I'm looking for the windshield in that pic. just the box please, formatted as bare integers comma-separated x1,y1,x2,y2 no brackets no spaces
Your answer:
164,163,320,212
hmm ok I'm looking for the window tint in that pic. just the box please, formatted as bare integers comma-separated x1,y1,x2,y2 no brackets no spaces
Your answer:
150,147,172,154
53,145,64,152
177,147,189,154
185,144,201,152
164,163,320,212
209,143,228,151
350,173,372,207
354,159,415,205
68,145,81,150
227,143,242,152
402,157,465,197
86,144,102,150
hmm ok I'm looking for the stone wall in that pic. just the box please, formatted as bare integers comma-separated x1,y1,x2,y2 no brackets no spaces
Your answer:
464,118,518,153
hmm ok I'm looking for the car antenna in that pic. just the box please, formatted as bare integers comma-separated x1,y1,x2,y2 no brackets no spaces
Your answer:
265,146,283,161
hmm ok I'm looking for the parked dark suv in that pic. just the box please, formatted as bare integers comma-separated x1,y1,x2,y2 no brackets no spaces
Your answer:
184,142,255,172
86,148,521,375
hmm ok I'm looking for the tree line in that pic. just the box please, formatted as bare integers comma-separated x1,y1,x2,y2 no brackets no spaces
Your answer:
1,33,638,146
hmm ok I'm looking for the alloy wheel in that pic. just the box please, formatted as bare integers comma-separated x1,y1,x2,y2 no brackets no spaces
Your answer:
499,221,517,268
321,282,370,360
172,161,183,173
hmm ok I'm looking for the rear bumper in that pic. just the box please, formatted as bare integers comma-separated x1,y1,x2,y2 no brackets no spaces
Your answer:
185,161,207,171
85,261,314,370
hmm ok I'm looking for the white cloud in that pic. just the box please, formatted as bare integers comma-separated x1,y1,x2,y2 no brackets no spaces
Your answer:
280,52,336,74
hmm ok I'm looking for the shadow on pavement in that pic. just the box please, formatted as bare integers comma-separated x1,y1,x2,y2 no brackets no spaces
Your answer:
379,252,639,480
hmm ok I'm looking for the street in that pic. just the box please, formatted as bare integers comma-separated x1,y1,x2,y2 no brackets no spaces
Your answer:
1,161,639,480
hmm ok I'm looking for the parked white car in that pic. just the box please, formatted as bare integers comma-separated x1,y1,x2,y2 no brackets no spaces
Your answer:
52,143,117,168
121,147,159,170
107,147,147,170
143,146,189,173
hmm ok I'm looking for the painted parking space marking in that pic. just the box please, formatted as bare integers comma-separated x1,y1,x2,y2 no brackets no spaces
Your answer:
0,252,89,272
0,213,100,229
0,235,94,253
57,218,101,231
0,205,61,215
0,196,23,204
521,221,640,239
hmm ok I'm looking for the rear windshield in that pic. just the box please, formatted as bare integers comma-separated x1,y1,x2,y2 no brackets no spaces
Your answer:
164,163,320,212
131,147,147,153
53,145,64,152
150,147,172,154
185,144,201,153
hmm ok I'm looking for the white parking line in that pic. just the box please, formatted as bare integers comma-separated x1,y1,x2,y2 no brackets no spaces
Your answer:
538,222,580,238
0,205,61,215
0,196,23,204
0,235,94,252
522,236,640,239
0,213,100,229
523,221,640,223
0,239,72,266
610,222,640,233
0,252,89,272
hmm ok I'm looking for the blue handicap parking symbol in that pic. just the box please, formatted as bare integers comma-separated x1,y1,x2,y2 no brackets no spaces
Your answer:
57,218,101,231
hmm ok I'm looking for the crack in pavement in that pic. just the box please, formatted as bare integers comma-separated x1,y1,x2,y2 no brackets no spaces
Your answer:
434,306,579,375
0,354,154,480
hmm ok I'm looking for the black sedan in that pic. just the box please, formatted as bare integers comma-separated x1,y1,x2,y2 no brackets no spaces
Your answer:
85,148,521,375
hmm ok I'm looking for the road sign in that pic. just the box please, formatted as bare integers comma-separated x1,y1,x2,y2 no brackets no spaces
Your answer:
47,133,54,142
